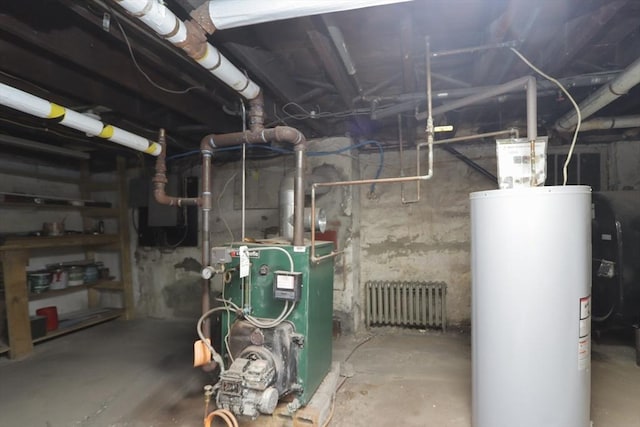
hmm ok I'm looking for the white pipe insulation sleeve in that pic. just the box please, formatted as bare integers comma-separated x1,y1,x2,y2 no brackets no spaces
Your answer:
0,83,53,118
117,0,188,43
0,83,161,156
116,0,261,100
197,44,260,99
208,0,413,29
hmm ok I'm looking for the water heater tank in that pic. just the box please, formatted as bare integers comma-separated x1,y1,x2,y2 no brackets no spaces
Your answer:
470,186,591,427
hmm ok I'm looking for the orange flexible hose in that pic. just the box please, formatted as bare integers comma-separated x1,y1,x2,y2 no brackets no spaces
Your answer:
204,408,239,427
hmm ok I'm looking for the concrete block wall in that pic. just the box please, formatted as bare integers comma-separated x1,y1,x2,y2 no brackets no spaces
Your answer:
357,145,497,327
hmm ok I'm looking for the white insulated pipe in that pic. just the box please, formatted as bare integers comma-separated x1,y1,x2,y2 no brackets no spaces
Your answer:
555,55,640,132
578,115,640,132
0,82,161,155
115,0,260,100
206,0,413,30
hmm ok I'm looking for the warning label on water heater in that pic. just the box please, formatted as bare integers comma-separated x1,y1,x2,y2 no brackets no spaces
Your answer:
578,295,591,370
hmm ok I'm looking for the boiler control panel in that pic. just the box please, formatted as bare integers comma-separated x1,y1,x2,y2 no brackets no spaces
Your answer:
273,271,302,301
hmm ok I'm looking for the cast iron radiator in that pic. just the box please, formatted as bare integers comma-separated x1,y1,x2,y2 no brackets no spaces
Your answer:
365,281,447,331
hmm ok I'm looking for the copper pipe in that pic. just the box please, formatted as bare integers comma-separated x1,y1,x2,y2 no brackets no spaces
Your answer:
153,129,201,207
310,136,434,263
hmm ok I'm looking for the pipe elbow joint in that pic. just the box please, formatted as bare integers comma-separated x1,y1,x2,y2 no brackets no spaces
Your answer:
200,135,216,151
153,189,174,207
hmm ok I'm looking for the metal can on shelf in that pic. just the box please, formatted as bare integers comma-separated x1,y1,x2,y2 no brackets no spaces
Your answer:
27,271,51,293
84,265,99,284
68,266,84,286
49,268,68,290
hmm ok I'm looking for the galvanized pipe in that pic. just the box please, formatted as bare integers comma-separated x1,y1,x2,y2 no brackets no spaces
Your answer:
365,71,619,104
574,115,640,132
293,149,305,247
433,129,518,145
431,40,520,58
417,75,538,142
555,54,640,132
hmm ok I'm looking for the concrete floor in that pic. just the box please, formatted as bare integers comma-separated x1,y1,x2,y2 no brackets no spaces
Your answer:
0,319,639,427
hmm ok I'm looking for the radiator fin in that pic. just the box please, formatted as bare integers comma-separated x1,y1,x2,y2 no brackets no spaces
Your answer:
365,281,447,331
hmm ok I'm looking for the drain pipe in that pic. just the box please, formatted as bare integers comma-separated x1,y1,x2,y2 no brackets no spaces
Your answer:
201,126,307,247
555,55,640,132
0,82,161,155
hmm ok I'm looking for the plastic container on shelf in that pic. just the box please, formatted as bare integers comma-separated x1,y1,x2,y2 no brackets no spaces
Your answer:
35,306,58,331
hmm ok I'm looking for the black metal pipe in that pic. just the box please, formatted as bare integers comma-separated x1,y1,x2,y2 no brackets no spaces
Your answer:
440,145,497,184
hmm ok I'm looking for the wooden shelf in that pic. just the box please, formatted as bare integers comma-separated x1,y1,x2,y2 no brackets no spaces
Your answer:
29,284,91,301
1,157,133,360
28,280,124,301
91,280,124,291
0,233,119,251
32,308,124,344
0,309,123,356
0,202,117,217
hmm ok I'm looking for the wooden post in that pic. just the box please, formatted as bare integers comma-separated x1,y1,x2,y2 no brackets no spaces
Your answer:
2,250,33,359
117,157,135,319
80,160,101,309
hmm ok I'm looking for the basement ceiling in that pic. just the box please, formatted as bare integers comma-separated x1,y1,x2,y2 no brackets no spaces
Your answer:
1,0,639,163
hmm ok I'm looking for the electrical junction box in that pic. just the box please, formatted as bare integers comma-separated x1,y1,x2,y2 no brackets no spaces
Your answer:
211,247,233,265
273,271,302,301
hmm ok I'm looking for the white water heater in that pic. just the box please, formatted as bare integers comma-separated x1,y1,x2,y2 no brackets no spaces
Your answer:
470,186,591,427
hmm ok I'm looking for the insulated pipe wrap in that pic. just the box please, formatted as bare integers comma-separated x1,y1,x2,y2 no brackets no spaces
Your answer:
0,84,53,117
116,0,260,100
207,0,413,30
0,83,160,156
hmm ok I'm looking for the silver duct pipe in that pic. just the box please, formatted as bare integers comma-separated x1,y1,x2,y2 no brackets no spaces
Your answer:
279,171,327,241
578,115,640,132
197,0,412,30
555,55,640,132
